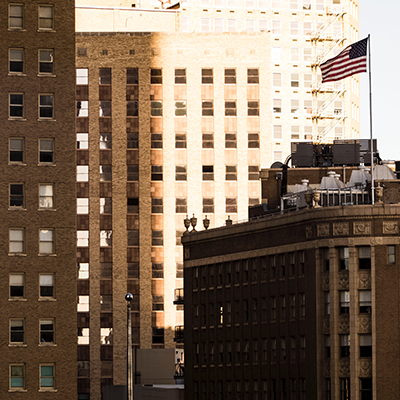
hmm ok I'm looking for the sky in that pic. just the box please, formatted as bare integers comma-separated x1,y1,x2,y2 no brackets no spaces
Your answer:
359,0,399,161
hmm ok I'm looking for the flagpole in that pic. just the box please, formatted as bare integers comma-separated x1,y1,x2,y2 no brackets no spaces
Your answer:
368,34,374,205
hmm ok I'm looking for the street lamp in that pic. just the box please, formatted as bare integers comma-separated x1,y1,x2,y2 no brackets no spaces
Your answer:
125,293,133,400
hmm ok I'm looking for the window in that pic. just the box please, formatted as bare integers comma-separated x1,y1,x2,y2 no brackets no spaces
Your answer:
99,101,111,117
39,50,54,75
10,319,24,344
151,198,163,213
225,69,236,84
9,184,23,208
225,101,237,116
40,274,54,298
225,133,236,148
201,17,210,32
176,198,187,214
300,293,305,317
360,378,372,400
127,165,139,181
339,247,349,270
9,139,23,163
100,230,112,247
248,101,259,116
388,245,396,263
290,0,298,9
99,68,111,85
77,328,89,344
39,229,54,254
176,262,184,278
10,365,24,389
247,69,259,84
175,101,186,116
39,184,54,209
99,166,111,182
359,335,372,357
340,335,350,358
202,133,214,148
291,74,299,88
226,197,237,213
151,165,163,181
77,295,89,312
214,18,223,32
273,73,281,87
77,231,89,247
127,230,139,246
247,133,259,148
245,19,255,32
203,198,214,213
226,165,237,181
38,6,54,30
152,230,163,246
359,291,371,314
99,134,112,150
76,68,88,85
316,0,324,10
291,99,300,114
358,247,371,269
290,21,299,36
290,47,299,63
152,263,163,279
175,165,187,181
175,69,186,84
152,295,164,311
10,274,24,298
273,125,282,140
291,126,300,140
272,20,281,35
39,139,54,163
272,47,281,63
39,94,54,119
9,49,24,74
127,68,138,84
9,93,24,118
300,337,306,360
40,319,54,343
151,69,162,84
202,101,213,116
10,229,24,254
340,291,350,314
77,101,88,117
202,69,213,84
259,19,267,32
325,336,331,359
128,262,139,279
151,133,162,148
40,365,55,389
203,165,214,180
78,263,89,279
175,133,187,148
227,19,237,32
248,165,259,181
9,4,24,29
152,328,164,344
151,101,162,116
127,101,138,117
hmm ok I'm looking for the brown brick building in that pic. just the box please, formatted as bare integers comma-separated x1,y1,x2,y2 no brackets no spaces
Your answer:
0,0,76,398
182,168,400,400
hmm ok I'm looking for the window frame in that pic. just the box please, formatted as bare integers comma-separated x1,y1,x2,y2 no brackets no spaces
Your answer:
9,4,24,30
9,93,24,119
10,364,25,390
10,319,25,344
39,364,55,390
39,93,54,119
39,138,54,164
39,229,55,255
39,184,54,209
39,319,55,344
10,273,25,299
9,48,24,74
9,229,24,254
38,5,54,31
9,183,24,208
38,49,54,75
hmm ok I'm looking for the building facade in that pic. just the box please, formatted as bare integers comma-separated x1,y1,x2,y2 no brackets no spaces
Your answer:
182,189,400,400
1,0,76,398
74,0,361,396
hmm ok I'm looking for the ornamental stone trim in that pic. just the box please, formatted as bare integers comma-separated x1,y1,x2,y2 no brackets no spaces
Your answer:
338,271,349,290
359,359,372,377
383,221,398,234
339,360,350,377
338,315,350,334
318,224,329,237
353,221,371,235
358,271,371,290
333,222,349,236
359,315,372,334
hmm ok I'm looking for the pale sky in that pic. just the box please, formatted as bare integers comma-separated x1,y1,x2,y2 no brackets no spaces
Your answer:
359,0,399,161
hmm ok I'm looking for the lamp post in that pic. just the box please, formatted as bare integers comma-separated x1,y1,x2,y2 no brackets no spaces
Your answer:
125,293,133,400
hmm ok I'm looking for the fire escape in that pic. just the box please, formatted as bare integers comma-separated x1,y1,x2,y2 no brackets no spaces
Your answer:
173,288,184,383
311,6,346,143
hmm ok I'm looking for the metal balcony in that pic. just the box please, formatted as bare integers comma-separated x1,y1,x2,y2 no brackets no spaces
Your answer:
173,288,184,305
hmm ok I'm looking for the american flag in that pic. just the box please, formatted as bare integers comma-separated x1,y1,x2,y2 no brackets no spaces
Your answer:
320,37,368,83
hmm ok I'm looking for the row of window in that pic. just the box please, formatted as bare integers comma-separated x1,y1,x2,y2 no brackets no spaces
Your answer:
194,295,306,326
9,364,55,391
9,4,54,31
8,184,53,209
6,138,53,164
325,334,372,359
194,336,306,366
9,49,54,75
9,318,55,345
10,273,54,299
324,290,372,316
77,262,145,280
9,229,55,255
9,93,55,120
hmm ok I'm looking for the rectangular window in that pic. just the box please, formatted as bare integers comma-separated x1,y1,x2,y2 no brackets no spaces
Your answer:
39,184,54,209
175,101,186,116
10,229,24,254
99,166,112,182
39,94,54,119
9,93,24,118
127,68,138,84
388,245,396,263
259,19,268,32
273,73,281,87
127,101,138,117
339,247,349,270
202,133,214,148
152,263,163,279
358,246,371,270
77,295,89,312
40,365,54,389
340,335,350,358
10,365,24,389
100,230,112,247
152,295,164,311
291,74,300,88
175,69,186,84
151,68,162,84
226,197,237,213
245,19,255,32
100,133,112,150
40,320,54,343
151,133,162,148
39,50,54,75
202,101,214,116
202,68,213,84
99,101,111,117
225,69,236,84
152,230,163,246
201,17,210,32
127,165,139,181
359,291,371,314
39,139,54,163
127,198,139,214
38,6,54,30
214,18,224,32
78,263,89,279
248,101,259,116
127,230,139,246
176,198,187,214
248,165,259,181
175,165,187,181
203,198,214,214
99,68,111,85
151,165,163,181
151,198,163,213
247,68,259,84
340,291,350,314
225,165,237,181
175,133,187,148
290,0,298,9
359,335,372,357
248,133,259,148
9,184,24,208
290,47,299,63
360,378,372,400
10,319,24,344
225,101,237,116
9,138,24,163
9,4,24,29
225,133,237,148
40,274,54,298
76,68,88,85
227,18,237,31
152,328,164,344
151,101,162,116
273,125,282,140
39,229,54,254
10,274,24,298
9,49,24,74
290,21,299,36
272,20,281,35
203,165,214,180
77,231,89,247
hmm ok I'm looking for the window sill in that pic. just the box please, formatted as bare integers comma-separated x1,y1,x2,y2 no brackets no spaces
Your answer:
8,207,26,211
37,163,56,167
38,389,57,392
9,344,27,347
8,118,26,122
37,74,56,78
8,73,26,77
9,389,27,393
8,253,26,257
9,163,26,166
38,298,56,302
38,208,57,211
37,29,56,33
38,343,56,347
38,254,57,257
37,119,56,122
9,298,27,302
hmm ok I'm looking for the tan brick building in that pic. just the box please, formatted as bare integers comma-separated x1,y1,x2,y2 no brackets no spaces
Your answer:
74,0,361,397
0,0,76,398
